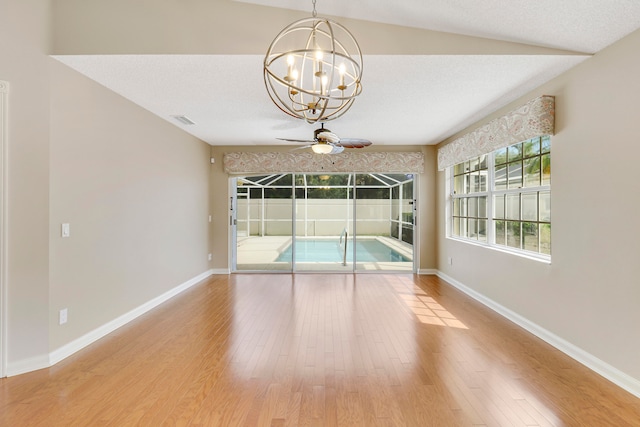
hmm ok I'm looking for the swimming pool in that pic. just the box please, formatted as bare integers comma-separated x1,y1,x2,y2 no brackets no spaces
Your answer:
275,238,412,263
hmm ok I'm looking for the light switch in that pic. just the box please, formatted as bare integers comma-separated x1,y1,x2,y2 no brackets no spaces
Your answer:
61,223,70,238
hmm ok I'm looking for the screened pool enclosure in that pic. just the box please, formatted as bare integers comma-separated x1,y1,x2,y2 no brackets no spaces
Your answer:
231,173,416,272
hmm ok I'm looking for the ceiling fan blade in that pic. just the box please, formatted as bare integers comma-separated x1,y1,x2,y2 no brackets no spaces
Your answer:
337,138,372,148
317,131,340,144
330,144,345,154
291,144,314,151
277,138,316,143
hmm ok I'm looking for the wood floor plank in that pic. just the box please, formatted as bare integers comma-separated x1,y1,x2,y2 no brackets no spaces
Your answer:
2,273,640,426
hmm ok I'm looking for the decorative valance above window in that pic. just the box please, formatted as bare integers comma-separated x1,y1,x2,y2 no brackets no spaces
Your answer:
223,151,424,175
437,95,555,170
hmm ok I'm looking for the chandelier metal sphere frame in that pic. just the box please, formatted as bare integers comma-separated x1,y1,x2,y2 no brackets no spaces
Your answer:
263,11,363,124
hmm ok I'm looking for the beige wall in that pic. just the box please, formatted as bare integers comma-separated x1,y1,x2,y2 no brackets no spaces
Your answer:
1,0,212,373
48,61,211,351
50,0,571,56
0,0,52,371
421,146,438,271
436,28,640,382
210,145,437,272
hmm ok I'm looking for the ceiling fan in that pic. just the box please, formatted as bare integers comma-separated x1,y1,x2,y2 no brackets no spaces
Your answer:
278,124,372,154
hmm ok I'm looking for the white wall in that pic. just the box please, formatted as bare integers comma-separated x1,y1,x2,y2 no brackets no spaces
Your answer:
437,28,640,391
238,199,412,237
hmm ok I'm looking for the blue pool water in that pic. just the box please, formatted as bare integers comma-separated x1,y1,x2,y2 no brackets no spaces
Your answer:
276,239,411,263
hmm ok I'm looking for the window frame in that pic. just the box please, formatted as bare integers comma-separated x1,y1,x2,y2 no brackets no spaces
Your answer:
450,155,490,243
447,136,551,262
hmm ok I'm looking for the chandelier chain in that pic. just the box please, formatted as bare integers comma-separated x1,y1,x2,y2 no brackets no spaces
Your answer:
312,0,317,17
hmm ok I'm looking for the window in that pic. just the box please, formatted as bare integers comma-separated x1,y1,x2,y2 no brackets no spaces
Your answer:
449,136,551,258
451,155,488,242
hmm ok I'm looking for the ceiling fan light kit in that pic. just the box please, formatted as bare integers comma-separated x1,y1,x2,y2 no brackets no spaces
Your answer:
311,142,336,154
264,0,363,124
278,124,371,155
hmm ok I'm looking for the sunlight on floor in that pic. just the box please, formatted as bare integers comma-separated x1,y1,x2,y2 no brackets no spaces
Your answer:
391,276,468,329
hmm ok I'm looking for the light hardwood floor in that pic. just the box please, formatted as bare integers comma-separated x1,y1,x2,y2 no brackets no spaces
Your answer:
2,274,639,426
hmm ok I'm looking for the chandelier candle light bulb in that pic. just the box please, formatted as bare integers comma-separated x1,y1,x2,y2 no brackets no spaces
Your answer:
286,54,296,82
263,0,363,123
315,49,324,76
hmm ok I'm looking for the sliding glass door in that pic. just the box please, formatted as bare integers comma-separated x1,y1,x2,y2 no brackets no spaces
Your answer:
232,173,416,272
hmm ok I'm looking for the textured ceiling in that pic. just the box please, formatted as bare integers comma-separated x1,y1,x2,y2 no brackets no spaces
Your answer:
53,1,640,147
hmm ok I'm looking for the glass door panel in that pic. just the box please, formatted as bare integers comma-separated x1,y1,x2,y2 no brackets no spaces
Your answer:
235,174,293,271
355,174,414,271
294,174,353,272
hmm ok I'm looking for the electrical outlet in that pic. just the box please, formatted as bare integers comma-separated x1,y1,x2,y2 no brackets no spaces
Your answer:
208,253,212,261
59,308,68,325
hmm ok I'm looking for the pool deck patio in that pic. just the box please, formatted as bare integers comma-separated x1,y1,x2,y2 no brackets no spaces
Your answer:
236,235,414,272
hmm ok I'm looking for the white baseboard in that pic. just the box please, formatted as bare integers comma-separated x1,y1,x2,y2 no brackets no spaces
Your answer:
47,269,214,368
435,270,640,399
210,268,230,275
417,268,438,275
6,354,50,377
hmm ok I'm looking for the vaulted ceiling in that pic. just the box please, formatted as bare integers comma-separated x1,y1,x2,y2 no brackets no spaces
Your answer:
52,0,640,147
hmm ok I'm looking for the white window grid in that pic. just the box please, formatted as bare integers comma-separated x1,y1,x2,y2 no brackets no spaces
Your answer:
448,137,551,261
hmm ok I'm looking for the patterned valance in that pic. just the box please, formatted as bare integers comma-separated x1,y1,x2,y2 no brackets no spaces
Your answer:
437,95,555,170
223,151,424,174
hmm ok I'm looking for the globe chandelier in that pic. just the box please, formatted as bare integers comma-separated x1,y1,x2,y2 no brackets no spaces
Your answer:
263,0,363,124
